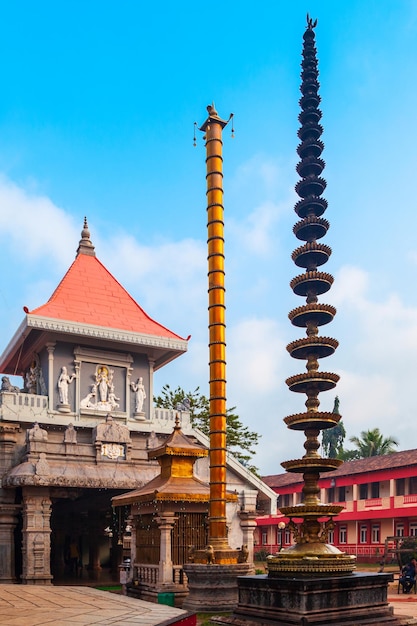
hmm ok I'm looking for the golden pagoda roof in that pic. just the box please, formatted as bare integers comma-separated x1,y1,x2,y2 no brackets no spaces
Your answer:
148,416,208,460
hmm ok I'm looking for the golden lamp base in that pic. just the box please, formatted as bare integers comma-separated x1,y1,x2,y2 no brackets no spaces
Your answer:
267,542,356,577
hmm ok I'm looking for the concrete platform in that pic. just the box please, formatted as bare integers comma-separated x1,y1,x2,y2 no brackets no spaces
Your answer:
0,585,196,626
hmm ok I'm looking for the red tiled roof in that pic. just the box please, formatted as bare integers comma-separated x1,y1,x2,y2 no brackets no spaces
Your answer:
30,253,183,339
262,449,417,489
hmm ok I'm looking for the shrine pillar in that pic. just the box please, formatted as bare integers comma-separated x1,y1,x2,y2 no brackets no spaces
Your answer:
239,510,257,566
156,513,177,584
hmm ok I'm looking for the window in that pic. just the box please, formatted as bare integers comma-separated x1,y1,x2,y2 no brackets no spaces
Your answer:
396,524,404,537
337,486,346,502
328,528,334,544
360,525,368,544
396,478,405,496
410,523,417,537
371,524,380,544
328,487,335,503
284,529,291,545
371,482,380,499
410,477,417,494
359,483,368,500
279,493,291,507
277,529,283,545
262,532,267,545
339,526,347,544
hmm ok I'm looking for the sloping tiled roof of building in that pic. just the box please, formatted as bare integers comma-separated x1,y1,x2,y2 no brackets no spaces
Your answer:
29,220,184,340
262,448,417,489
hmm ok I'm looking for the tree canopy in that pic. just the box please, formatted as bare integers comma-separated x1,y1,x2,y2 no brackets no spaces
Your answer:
338,427,399,461
154,384,260,474
322,420,346,459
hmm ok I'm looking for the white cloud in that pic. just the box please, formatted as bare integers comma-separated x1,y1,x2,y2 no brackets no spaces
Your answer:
228,317,287,394
228,200,285,256
0,174,77,266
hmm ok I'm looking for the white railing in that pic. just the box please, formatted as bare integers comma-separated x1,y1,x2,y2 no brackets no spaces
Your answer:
173,565,187,586
134,563,188,587
0,391,48,421
134,564,159,585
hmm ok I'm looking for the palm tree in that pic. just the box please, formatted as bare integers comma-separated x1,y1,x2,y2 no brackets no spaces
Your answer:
348,428,398,458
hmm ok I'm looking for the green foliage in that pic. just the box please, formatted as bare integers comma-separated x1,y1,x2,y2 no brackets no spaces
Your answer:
322,420,346,458
254,548,270,561
154,384,260,474
398,537,417,569
337,428,399,460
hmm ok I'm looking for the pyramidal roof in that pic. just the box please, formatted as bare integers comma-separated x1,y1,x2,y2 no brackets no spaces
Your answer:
30,218,183,338
0,219,188,374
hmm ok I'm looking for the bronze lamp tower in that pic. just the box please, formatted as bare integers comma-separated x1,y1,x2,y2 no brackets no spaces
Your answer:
267,17,356,576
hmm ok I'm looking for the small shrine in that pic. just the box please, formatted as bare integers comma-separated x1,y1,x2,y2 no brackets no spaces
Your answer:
113,416,215,605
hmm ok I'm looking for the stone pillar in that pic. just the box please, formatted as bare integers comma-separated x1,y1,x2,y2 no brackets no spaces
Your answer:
148,358,155,421
0,424,22,582
0,503,20,583
126,366,133,418
156,513,177,585
239,511,257,567
46,343,55,412
74,358,81,414
21,487,53,584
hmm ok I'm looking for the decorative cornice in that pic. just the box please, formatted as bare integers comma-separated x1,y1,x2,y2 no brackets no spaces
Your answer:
26,315,188,352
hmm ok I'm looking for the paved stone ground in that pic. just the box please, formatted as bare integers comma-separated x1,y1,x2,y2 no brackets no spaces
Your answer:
0,585,194,626
0,584,416,626
388,594,417,622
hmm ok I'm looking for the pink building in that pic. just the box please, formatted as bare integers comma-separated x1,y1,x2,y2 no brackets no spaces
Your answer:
256,449,417,561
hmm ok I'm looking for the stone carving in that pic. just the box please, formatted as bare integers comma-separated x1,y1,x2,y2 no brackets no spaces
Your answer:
57,366,76,405
80,365,121,412
96,365,112,402
93,414,131,444
206,544,215,564
64,423,77,444
25,354,47,395
101,442,125,460
176,398,191,412
131,377,146,414
1,376,20,393
80,384,97,409
238,544,249,563
35,453,50,476
27,422,48,442
147,431,160,449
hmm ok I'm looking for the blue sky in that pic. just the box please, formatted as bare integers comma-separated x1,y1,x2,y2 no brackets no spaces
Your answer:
0,1,417,475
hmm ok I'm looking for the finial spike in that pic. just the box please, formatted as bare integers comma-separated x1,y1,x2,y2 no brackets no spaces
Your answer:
76,216,96,257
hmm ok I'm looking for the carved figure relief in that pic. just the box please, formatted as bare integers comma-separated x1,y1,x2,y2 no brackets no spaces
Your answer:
25,354,47,395
147,431,160,449
64,423,77,444
131,377,146,414
35,453,50,476
57,366,76,405
1,376,20,393
27,422,48,442
80,365,121,412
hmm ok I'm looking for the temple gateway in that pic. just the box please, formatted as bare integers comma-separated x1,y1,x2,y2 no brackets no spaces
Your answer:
0,219,276,585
